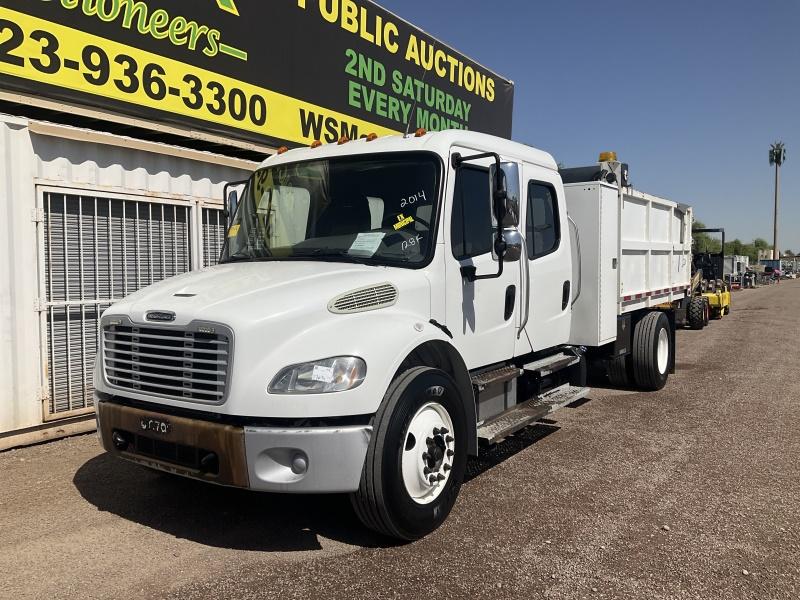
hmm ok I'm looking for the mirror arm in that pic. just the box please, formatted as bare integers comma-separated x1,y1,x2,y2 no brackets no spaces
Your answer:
452,152,507,283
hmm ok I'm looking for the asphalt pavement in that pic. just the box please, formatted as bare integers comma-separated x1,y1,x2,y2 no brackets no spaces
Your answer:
2,281,798,600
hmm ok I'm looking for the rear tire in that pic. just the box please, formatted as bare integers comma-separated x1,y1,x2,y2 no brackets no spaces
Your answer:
687,297,706,330
350,366,467,541
632,312,671,391
703,299,710,326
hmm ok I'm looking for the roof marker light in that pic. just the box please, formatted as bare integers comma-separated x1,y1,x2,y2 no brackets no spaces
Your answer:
338,135,350,145
277,146,289,155
310,140,322,149
599,151,618,162
366,133,378,142
414,128,427,137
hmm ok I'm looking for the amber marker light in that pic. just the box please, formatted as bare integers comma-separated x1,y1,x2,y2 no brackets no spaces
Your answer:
366,133,378,142
414,128,427,137
310,140,322,148
277,146,289,155
338,135,350,145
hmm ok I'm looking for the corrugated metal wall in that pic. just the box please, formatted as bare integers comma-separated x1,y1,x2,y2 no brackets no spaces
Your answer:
0,115,255,434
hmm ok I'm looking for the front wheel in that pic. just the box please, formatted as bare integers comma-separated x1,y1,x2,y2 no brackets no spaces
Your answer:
351,366,467,540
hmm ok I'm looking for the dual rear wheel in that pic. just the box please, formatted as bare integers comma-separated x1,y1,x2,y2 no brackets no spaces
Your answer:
607,311,672,391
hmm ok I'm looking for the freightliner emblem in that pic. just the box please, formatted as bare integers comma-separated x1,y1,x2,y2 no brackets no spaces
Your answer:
146,311,176,323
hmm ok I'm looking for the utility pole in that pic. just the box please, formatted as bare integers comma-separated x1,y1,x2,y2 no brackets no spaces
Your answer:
769,142,787,261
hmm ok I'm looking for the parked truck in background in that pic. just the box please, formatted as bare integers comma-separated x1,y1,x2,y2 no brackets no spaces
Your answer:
94,131,693,540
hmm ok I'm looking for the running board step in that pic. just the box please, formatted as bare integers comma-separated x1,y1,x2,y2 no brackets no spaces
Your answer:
470,365,523,391
522,351,580,377
477,384,590,444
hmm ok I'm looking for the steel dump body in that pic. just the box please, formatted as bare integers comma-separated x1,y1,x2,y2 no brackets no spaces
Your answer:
565,182,692,347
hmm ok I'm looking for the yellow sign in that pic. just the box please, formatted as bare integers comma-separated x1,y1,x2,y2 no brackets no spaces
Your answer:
393,214,414,230
0,7,397,146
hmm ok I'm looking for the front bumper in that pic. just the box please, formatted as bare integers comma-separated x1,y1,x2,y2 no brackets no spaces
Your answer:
96,401,372,493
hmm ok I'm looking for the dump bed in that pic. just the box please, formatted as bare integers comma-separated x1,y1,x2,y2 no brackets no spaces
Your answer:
565,182,692,347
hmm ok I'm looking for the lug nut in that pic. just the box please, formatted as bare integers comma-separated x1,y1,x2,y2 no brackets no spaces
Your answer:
447,449,454,458
429,475,436,484
445,435,454,443
437,474,446,481
433,427,441,435
423,467,431,475
426,437,434,445
443,464,451,472
440,427,449,435
422,452,429,461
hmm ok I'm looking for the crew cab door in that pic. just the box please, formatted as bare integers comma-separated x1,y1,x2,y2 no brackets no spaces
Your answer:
444,150,520,369
519,168,572,351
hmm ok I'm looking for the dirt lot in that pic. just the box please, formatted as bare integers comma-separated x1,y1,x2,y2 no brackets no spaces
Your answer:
2,282,799,600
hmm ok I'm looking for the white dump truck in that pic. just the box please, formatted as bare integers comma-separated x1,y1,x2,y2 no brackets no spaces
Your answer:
94,130,692,540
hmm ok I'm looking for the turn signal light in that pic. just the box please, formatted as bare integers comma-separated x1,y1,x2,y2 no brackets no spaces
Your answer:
338,135,350,145
277,146,289,155
366,133,378,142
415,128,427,137
599,151,618,162
310,140,322,148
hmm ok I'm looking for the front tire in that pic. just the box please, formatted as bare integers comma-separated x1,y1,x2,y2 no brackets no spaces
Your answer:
632,312,671,391
351,366,467,540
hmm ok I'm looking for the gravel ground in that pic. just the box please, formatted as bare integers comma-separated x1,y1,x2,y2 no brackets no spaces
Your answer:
2,282,798,600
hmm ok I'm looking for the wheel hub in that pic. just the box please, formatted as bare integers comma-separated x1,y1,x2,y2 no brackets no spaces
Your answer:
402,402,455,504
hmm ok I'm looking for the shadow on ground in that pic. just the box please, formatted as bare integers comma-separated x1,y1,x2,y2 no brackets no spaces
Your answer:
73,454,386,552
73,418,577,552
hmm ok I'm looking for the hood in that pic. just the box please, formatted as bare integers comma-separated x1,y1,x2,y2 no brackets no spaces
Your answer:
107,261,431,330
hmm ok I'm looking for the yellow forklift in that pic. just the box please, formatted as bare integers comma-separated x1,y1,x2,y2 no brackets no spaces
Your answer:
691,227,732,322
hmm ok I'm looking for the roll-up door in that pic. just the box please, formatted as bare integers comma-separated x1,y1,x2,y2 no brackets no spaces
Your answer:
41,189,192,419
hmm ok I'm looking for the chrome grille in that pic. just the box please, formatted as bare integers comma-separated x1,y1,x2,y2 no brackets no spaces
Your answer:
103,324,230,403
328,283,398,314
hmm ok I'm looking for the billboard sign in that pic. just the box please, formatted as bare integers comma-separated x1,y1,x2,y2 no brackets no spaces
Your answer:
0,1,514,147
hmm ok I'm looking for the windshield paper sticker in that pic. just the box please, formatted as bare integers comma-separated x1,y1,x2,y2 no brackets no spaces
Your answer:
393,213,415,230
348,232,385,257
312,365,335,383
227,224,241,238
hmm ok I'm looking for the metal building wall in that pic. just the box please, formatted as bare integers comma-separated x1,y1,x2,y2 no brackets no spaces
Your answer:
0,114,254,439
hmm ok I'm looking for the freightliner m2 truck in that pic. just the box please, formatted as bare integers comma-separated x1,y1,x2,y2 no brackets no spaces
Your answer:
95,131,692,540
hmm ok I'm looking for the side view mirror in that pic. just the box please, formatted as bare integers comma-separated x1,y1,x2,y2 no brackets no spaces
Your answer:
223,179,248,227
489,162,520,228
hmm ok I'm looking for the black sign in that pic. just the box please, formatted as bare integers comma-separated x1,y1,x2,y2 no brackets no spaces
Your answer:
0,1,514,148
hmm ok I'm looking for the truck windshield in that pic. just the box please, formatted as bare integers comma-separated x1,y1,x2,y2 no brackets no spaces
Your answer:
221,153,440,267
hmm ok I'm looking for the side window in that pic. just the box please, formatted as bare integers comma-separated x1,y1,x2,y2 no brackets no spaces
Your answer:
451,167,493,260
526,182,560,258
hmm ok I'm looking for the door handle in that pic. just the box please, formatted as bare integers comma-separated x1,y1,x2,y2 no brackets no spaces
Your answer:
562,281,571,310
504,285,516,321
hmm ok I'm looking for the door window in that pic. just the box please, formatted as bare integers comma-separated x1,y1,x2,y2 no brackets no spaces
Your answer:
526,182,560,258
451,167,493,260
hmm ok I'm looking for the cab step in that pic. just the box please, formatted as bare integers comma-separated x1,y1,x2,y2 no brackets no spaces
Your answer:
522,351,580,378
470,365,523,391
477,384,590,444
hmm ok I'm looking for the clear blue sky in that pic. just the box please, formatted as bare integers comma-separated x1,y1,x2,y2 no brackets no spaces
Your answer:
378,0,800,251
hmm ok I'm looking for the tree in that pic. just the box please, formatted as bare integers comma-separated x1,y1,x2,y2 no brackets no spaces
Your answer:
769,142,787,260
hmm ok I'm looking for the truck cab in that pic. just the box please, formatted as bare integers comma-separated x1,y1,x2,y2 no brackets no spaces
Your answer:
95,130,680,540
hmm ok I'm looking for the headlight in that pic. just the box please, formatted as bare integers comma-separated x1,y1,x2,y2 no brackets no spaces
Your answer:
268,356,367,394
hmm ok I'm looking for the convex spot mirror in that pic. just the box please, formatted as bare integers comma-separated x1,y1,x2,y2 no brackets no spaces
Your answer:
489,162,520,228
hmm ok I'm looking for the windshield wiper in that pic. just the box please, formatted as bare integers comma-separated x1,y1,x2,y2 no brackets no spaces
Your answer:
219,250,274,264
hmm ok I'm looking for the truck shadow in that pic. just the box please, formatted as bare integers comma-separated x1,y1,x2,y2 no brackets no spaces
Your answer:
72,453,385,552
72,422,563,552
